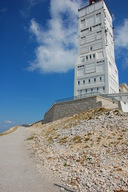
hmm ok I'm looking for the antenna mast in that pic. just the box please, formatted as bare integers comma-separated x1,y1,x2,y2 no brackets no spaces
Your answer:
89,0,102,5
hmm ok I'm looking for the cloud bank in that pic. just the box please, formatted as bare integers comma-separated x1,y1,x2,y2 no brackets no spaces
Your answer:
115,19,128,68
28,0,84,73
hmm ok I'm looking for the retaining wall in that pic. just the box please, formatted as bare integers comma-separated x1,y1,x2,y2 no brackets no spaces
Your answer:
44,96,102,123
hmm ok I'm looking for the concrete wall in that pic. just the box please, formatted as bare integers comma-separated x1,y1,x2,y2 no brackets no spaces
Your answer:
44,96,102,123
43,94,127,124
96,96,119,109
119,101,128,113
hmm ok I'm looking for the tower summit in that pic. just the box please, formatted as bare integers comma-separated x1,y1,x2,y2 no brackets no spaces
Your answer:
89,0,100,5
74,0,119,97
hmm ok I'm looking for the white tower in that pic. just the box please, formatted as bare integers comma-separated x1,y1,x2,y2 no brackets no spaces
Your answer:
74,0,119,97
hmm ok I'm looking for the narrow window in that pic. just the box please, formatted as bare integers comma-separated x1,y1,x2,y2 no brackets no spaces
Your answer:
93,54,95,59
90,55,92,59
91,88,93,92
97,87,99,91
88,79,90,83
83,80,85,84
78,81,80,85
96,12,101,16
81,36,85,39
86,56,88,60
90,27,92,32
103,87,105,90
100,77,102,81
86,89,87,92
94,78,96,82
90,46,93,51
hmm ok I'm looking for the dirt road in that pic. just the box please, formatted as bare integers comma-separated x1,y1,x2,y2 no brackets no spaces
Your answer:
0,127,60,192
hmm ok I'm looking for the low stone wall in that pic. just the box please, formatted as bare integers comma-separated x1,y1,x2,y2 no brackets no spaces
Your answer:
96,96,119,109
119,101,128,112
44,96,102,123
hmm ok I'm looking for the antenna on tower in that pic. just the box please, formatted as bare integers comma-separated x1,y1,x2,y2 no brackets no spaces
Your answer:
89,0,102,5
89,0,95,5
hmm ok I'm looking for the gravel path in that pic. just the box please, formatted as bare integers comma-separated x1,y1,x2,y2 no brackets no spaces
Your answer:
0,127,60,192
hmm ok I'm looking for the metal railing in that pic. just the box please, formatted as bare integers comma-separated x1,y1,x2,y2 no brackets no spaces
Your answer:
55,92,128,104
45,92,128,115
55,92,100,104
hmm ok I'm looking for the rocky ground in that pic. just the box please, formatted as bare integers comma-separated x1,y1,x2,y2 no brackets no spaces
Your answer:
26,108,128,192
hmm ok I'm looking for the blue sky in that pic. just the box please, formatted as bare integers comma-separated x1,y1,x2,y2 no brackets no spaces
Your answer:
0,0,128,132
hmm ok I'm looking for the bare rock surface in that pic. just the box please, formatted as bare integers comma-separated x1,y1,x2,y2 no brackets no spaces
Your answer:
27,108,128,192
0,127,62,192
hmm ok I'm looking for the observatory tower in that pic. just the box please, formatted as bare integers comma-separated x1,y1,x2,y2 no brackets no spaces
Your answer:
74,0,119,97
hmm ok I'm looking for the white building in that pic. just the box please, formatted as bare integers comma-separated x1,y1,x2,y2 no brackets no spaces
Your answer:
74,0,119,97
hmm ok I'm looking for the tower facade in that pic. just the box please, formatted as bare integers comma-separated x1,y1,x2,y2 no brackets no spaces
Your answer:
74,0,119,97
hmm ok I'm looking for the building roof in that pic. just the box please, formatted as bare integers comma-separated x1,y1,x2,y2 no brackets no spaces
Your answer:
119,83,128,92
78,0,111,17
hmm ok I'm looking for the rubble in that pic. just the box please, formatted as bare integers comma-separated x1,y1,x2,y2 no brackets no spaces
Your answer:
27,108,128,192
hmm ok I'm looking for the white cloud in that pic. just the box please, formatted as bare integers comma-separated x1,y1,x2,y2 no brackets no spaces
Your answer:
4,120,13,124
115,19,128,48
28,0,85,73
115,19,128,68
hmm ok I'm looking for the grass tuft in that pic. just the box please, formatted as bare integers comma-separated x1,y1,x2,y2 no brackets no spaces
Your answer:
26,135,35,140
0,126,19,136
72,136,82,143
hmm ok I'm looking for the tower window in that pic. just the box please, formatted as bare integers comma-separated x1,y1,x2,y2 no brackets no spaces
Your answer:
94,78,96,82
83,80,85,84
88,79,90,83
81,36,85,39
86,56,88,60
100,77,102,81
90,46,93,51
93,54,95,59
78,81,80,85
91,88,93,92
96,12,101,16
90,55,92,59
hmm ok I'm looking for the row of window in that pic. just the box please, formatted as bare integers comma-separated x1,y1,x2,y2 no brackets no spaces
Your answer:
81,53,96,62
77,60,105,70
78,86,105,95
81,29,102,36
97,60,104,64
78,76,103,85
81,23,101,33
